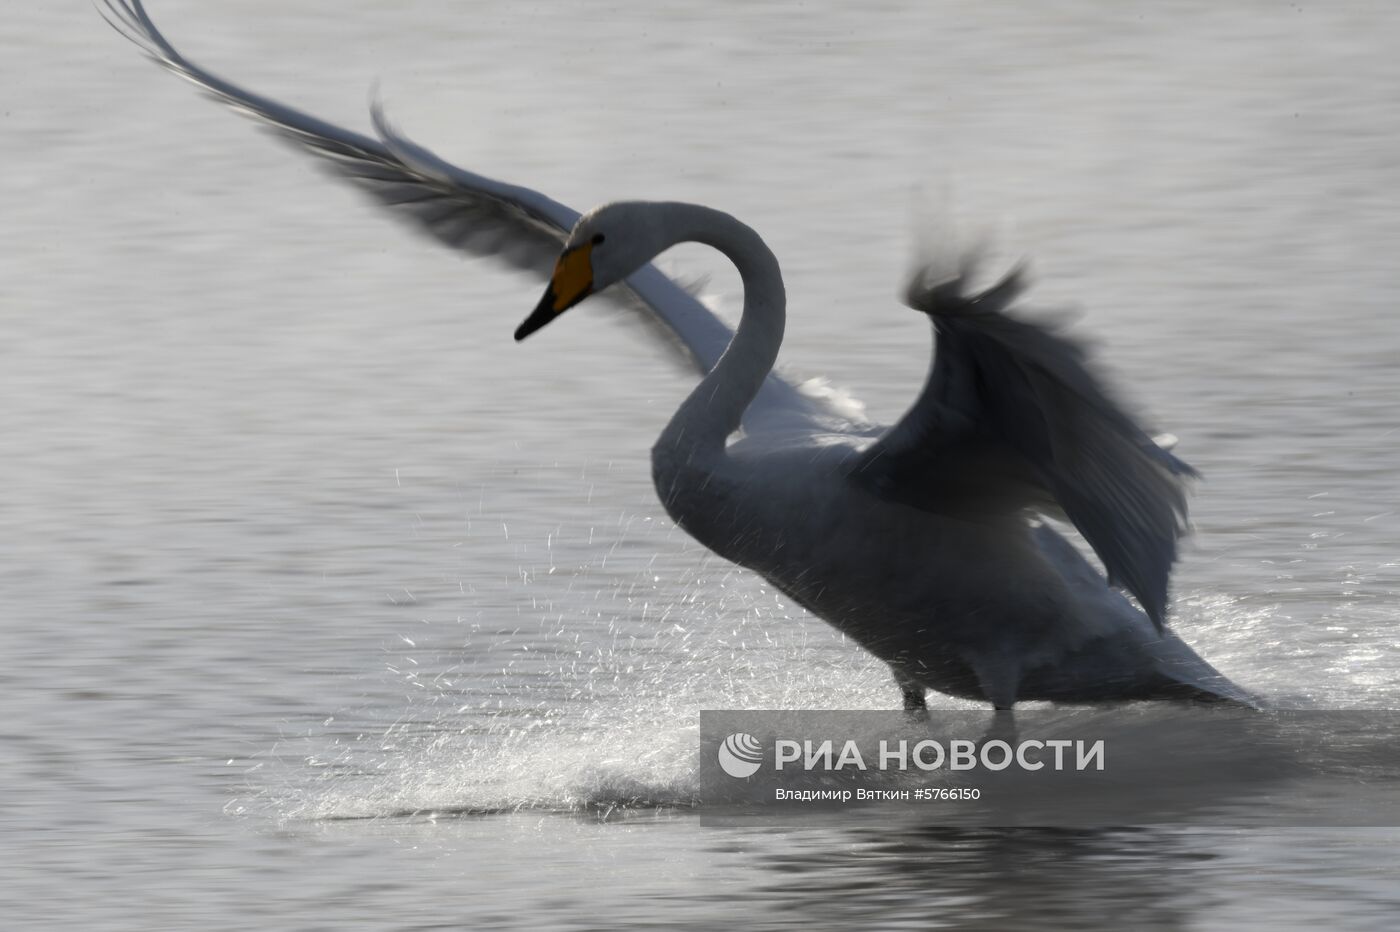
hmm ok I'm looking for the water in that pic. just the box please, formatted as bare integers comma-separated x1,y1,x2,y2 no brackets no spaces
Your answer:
5,1,1400,928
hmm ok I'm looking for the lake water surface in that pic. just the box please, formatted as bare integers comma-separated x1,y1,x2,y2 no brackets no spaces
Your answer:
5,2,1400,928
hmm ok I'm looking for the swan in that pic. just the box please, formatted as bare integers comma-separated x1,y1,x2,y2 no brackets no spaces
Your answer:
106,0,1256,710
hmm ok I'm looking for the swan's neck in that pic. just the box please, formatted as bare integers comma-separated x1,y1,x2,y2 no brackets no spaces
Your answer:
653,204,785,459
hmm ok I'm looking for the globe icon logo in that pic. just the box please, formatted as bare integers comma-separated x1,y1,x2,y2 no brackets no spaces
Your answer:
718,732,764,778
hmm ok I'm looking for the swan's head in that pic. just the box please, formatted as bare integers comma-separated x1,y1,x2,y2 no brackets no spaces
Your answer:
515,202,662,341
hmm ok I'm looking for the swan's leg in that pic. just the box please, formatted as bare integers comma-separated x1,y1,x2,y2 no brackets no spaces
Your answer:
971,657,1020,712
890,665,927,712
980,710,1020,748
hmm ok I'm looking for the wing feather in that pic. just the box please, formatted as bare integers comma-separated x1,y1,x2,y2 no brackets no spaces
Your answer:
100,0,575,275
850,263,1197,630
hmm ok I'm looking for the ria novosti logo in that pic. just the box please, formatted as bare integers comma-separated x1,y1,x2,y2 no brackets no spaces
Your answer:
717,733,764,777
715,733,1106,777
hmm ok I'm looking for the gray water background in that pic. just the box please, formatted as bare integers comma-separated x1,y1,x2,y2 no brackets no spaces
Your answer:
4,1,1400,928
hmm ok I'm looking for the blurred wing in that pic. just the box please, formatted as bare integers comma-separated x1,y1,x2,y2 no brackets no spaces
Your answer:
103,0,856,432
850,265,1197,629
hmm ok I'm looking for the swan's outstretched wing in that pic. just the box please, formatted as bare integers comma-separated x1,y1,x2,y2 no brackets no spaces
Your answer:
102,0,854,431
101,1,571,275
850,265,1197,630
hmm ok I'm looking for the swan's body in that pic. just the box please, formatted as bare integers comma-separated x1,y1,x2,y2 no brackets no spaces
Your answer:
108,1,1256,710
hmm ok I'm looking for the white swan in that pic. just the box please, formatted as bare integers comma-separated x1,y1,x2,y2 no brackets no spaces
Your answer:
107,1,1255,710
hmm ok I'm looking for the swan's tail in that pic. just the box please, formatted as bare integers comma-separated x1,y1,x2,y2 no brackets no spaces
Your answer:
1031,524,1260,710
1148,633,1262,709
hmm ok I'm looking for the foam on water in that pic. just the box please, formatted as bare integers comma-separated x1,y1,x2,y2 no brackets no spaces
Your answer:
244,486,905,820
269,648,897,820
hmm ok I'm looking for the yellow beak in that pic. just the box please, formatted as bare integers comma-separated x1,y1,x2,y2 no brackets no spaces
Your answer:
515,241,595,341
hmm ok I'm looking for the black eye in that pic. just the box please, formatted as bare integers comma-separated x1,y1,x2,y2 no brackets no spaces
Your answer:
591,233,606,245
